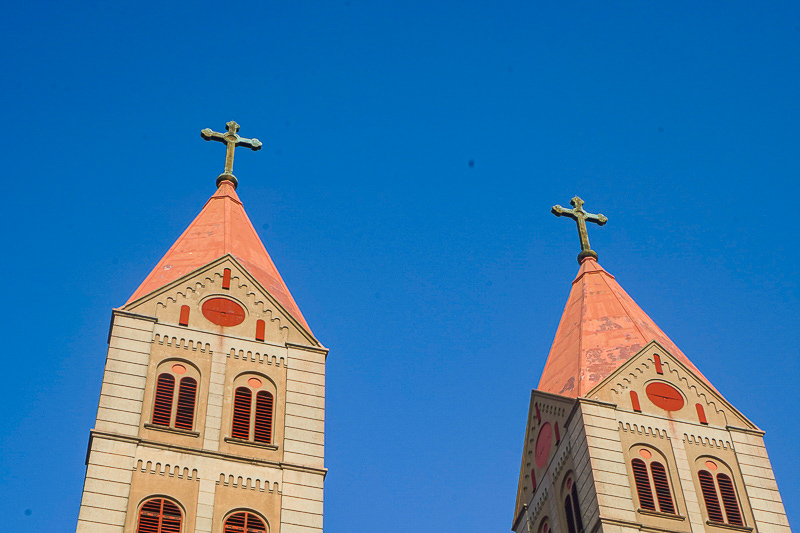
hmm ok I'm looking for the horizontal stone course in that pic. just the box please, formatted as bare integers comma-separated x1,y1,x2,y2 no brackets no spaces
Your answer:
80,491,129,512
96,406,141,428
100,382,146,401
285,415,324,433
285,403,325,421
282,495,324,514
286,358,325,375
285,426,325,445
286,368,326,386
286,380,325,397
286,391,325,409
76,505,126,526
282,509,324,528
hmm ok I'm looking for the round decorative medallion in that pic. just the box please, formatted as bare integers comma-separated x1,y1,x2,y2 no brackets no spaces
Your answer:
645,382,684,411
639,449,652,459
201,297,246,327
171,363,187,374
705,460,718,471
248,377,263,388
534,422,553,468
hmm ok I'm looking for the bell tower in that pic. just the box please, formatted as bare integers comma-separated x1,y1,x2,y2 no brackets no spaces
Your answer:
513,198,790,533
76,121,326,533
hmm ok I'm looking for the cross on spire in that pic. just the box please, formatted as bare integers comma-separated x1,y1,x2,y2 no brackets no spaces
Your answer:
201,121,262,189
551,196,608,263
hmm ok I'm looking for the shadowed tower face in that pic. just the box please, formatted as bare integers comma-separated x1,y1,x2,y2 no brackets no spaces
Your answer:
512,198,789,533
76,122,327,533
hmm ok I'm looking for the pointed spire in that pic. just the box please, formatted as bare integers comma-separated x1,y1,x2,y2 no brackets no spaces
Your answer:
538,257,712,397
126,180,311,333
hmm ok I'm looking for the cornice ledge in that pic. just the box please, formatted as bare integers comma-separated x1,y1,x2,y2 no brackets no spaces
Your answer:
726,425,765,437
112,308,159,322
88,430,326,475
577,397,617,409
286,342,329,356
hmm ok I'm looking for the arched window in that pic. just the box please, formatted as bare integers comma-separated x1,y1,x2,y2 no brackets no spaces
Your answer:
224,511,267,533
538,518,550,533
230,376,274,444
137,497,182,533
151,362,198,431
631,447,676,514
563,476,584,533
697,459,744,526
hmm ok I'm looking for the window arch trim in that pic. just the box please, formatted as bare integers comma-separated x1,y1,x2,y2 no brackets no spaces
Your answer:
222,509,269,533
148,359,201,434
136,496,184,533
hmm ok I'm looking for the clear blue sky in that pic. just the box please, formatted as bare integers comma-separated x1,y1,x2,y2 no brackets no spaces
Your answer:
1,1,798,531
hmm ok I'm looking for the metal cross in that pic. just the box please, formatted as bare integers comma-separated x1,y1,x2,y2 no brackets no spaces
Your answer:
551,196,608,263
201,121,262,188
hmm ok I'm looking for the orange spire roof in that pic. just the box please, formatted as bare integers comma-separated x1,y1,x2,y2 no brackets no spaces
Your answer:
127,181,311,332
538,257,712,398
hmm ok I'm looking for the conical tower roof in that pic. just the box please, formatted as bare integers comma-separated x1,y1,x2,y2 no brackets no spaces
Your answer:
538,257,712,397
127,180,311,332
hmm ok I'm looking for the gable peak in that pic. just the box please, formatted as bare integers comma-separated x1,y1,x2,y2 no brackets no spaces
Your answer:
538,258,712,398
126,180,311,333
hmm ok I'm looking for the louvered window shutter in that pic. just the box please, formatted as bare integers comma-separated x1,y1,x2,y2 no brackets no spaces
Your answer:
254,391,274,443
224,511,267,533
717,474,743,526
698,470,724,522
631,458,656,511
152,374,175,426
137,498,182,533
650,461,675,514
174,377,197,430
564,495,576,533
571,483,584,532
232,387,252,440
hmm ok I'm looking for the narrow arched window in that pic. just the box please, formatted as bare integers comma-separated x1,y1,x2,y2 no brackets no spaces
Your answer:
563,476,583,533
232,387,252,440
254,391,274,443
697,461,744,526
174,377,197,430
631,448,676,514
698,470,724,522
224,511,267,533
651,462,675,514
632,458,656,511
718,474,743,526
538,519,550,533
571,482,584,532
152,374,175,426
151,363,198,431
230,376,275,444
564,495,576,533
137,497,182,533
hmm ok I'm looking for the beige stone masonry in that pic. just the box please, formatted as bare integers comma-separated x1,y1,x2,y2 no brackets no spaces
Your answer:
93,313,156,437
76,435,138,532
729,429,791,531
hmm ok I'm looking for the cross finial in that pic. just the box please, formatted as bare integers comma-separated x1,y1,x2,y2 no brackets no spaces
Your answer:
551,196,608,263
201,121,262,189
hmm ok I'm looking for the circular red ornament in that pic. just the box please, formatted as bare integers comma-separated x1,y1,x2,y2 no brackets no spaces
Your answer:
646,382,684,411
171,364,187,374
248,377,263,388
534,422,553,468
201,298,246,327
639,449,652,459
705,460,718,471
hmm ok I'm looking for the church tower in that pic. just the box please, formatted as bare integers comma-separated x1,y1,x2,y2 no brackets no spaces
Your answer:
76,122,326,533
513,197,790,533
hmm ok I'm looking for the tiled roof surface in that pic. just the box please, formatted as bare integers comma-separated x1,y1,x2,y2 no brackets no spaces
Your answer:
127,181,310,332
538,257,712,397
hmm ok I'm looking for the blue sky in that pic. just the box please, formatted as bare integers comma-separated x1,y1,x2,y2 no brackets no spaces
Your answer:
1,1,798,531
